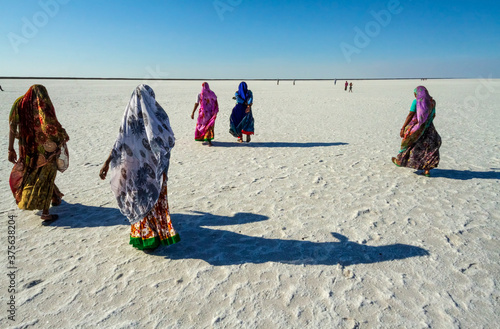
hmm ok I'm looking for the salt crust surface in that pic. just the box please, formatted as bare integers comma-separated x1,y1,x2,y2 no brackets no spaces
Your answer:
0,79,499,328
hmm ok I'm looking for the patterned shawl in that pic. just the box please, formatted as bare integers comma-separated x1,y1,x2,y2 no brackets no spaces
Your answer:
108,84,175,224
9,84,70,170
410,86,434,134
195,82,219,139
400,86,436,153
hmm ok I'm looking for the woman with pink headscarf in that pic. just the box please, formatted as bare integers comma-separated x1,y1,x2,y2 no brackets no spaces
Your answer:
191,82,219,147
392,86,441,177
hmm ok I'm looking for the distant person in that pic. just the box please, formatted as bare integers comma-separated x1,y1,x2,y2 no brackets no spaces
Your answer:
277,79,279,85
392,86,441,177
334,79,337,85
99,84,180,251
191,82,219,147
230,82,254,143
293,80,296,85
8,85,69,223
0,85,4,91
349,82,353,92
345,81,348,91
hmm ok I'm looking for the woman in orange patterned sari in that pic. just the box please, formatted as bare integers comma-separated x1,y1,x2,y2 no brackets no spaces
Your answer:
99,85,179,251
8,85,69,222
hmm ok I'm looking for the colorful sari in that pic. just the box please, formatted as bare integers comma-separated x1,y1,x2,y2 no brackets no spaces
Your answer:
130,174,180,250
229,82,254,138
395,86,441,170
108,84,179,249
195,82,219,141
9,85,69,212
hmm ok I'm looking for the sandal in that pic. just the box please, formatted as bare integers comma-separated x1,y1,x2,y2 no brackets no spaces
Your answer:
237,137,243,143
423,171,431,177
391,157,401,167
41,214,59,225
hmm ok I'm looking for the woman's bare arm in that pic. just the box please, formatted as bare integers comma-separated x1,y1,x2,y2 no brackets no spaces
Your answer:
191,103,199,119
8,129,17,163
99,152,113,180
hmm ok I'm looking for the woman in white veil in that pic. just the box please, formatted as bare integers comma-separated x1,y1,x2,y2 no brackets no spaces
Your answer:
100,84,180,250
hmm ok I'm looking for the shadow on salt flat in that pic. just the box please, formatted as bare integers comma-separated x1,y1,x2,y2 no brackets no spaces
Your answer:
430,169,500,180
153,211,429,266
46,202,127,228
211,141,348,148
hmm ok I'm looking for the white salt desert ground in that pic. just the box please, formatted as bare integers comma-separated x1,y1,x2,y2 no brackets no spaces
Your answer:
1,78,499,328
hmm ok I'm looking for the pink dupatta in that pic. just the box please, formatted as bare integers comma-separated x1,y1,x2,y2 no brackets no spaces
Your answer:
195,82,219,141
400,86,436,152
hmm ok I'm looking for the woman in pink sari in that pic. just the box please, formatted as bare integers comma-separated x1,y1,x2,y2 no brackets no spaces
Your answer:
191,82,219,146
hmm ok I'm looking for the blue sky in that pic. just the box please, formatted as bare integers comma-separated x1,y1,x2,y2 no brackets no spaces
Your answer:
1,0,499,79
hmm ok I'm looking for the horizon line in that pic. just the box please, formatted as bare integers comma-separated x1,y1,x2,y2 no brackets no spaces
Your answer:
0,76,473,81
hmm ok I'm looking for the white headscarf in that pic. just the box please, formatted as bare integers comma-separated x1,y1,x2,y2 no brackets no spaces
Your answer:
109,84,175,224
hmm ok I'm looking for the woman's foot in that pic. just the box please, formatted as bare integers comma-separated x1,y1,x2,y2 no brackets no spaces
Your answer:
391,157,401,167
423,170,431,177
51,196,62,207
41,213,59,222
237,137,243,143
246,135,251,143
207,140,213,147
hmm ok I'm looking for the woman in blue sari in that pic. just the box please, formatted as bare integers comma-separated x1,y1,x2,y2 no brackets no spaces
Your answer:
229,82,254,143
